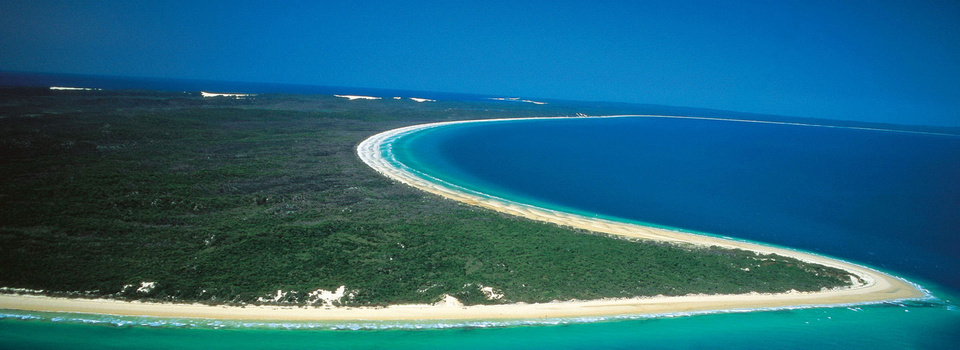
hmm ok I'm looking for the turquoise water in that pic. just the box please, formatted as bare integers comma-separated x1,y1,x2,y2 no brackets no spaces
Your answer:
3,116,959,348
1,293,958,349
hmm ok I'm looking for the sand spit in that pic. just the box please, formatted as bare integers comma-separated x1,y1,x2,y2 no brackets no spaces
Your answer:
0,116,924,321
352,117,924,312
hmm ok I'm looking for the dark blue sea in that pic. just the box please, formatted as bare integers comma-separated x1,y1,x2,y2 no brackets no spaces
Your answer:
394,117,960,291
1,74,958,349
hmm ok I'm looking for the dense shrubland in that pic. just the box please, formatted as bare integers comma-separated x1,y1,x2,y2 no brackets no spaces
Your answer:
0,90,853,306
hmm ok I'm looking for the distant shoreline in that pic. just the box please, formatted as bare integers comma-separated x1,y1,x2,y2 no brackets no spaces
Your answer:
0,116,925,321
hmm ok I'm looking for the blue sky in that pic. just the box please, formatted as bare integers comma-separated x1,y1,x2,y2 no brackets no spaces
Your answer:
1,1,958,126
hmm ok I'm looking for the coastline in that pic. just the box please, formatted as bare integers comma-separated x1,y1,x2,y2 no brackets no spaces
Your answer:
0,116,925,321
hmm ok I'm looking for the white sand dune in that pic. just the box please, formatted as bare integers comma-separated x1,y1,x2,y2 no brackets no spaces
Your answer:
50,86,102,91
334,94,381,100
201,91,254,99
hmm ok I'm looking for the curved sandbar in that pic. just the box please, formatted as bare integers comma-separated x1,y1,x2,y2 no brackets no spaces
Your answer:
0,116,924,321
354,116,925,315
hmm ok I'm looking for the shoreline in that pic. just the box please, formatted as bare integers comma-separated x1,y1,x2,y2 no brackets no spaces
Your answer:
0,116,925,321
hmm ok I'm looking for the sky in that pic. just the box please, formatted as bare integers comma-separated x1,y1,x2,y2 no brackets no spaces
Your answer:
0,0,958,127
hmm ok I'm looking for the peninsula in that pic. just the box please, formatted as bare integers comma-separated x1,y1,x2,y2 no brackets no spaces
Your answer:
0,89,924,321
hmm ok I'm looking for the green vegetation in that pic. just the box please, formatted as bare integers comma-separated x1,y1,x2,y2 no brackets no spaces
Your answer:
0,89,853,306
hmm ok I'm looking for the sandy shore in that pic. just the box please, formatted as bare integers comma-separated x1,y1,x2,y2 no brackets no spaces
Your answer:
0,116,924,321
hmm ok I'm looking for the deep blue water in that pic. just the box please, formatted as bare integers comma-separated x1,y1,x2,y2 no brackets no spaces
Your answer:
1,75,958,348
394,117,960,292
384,116,960,348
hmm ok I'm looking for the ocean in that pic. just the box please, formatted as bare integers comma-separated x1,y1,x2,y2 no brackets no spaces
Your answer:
1,74,958,349
392,117,960,292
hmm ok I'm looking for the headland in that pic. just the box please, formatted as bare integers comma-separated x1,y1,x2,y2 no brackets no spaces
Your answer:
0,116,925,321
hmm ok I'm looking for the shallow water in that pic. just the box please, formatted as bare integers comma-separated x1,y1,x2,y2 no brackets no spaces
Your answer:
2,290,958,349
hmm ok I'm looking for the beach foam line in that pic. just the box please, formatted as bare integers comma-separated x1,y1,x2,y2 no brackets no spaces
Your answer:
0,115,926,322
488,97,548,105
1,294,942,330
600,114,960,137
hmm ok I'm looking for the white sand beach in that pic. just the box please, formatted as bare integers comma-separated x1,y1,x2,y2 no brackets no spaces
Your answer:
0,116,924,321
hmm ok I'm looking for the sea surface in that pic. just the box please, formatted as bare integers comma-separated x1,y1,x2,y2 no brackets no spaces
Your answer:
2,74,959,349
393,117,960,291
